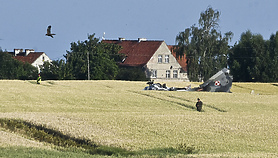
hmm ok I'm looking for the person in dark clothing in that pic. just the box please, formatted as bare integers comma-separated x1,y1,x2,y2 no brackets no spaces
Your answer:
196,98,203,112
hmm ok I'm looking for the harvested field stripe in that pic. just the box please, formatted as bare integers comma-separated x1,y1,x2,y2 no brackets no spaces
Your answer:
232,84,250,90
26,80,55,87
204,104,227,112
129,90,195,110
165,95,227,112
165,95,192,103
26,80,36,84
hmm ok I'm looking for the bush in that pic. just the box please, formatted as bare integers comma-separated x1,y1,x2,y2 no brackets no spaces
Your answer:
177,143,196,154
116,67,149,81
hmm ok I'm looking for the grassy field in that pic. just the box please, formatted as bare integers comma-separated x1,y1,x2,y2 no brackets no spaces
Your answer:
0,80,278,157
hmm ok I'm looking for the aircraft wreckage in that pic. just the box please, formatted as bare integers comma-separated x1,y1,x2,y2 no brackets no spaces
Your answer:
144,68,233,92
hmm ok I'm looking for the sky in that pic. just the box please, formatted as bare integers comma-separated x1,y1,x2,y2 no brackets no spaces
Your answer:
1,0,278,60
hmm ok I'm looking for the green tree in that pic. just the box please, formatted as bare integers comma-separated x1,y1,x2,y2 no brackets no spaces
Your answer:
65,34,122,80
229,30,268,82
267,31,278,82
40,59,70,80
0,49,38,79
175,7,233,81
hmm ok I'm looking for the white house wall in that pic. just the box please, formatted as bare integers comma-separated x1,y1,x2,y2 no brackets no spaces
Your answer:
146,42,188,81
32,53,52,72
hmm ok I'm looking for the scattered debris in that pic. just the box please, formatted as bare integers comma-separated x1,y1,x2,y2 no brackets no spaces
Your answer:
144,68,233,93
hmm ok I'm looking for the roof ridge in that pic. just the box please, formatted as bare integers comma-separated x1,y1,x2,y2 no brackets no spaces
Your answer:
102,39,164,42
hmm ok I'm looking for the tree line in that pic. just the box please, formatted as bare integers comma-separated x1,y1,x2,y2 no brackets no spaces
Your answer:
175,7,278,82
0,35,148,81
1,7,278,82
39,34,148,81
0,49,37,79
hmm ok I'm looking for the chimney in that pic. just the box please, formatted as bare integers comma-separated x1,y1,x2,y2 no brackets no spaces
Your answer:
138,38,147,42
25,49,34,56
14,49,23,56
118,37,125,41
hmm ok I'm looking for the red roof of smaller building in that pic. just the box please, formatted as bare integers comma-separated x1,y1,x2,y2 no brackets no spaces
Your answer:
12,52,44,64
102,40,163,67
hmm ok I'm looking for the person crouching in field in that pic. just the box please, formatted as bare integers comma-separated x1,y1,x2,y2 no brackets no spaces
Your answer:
196,98,203,112
37,74,41,84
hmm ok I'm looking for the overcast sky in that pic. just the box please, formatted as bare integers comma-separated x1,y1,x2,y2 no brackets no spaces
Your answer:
1,0,278,60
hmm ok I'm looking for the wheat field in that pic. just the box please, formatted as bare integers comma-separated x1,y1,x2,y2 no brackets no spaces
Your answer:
0,80,278,157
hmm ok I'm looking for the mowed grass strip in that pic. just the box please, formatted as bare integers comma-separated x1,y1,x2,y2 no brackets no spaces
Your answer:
0,80,278,157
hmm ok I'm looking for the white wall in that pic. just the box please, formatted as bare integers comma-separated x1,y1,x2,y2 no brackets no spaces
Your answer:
146,42,188,81
32,53,52,72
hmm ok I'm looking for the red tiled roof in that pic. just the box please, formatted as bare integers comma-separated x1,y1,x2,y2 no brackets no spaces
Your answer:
102,40,163,67
168,45,187,72
12,52,44,64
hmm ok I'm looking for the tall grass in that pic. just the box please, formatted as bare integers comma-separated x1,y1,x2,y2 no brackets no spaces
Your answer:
0,80,278,157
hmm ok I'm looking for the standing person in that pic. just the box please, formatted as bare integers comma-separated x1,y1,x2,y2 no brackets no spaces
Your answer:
196,98,203,112
37,74,41,84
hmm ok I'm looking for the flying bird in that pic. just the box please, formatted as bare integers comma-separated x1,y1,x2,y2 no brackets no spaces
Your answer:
45,25,56,38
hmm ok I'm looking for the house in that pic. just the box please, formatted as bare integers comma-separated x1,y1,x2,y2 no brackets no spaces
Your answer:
102,38,188,81
8,49,51,72
167,45,188,76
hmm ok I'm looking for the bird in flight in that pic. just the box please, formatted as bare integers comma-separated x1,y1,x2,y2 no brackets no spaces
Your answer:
45,25,56,38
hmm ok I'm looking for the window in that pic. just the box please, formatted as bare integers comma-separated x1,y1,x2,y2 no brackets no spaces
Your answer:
151,70,157,78
158,55,162,63
173,70,178,78
166,70,170,78
165,55,169,63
